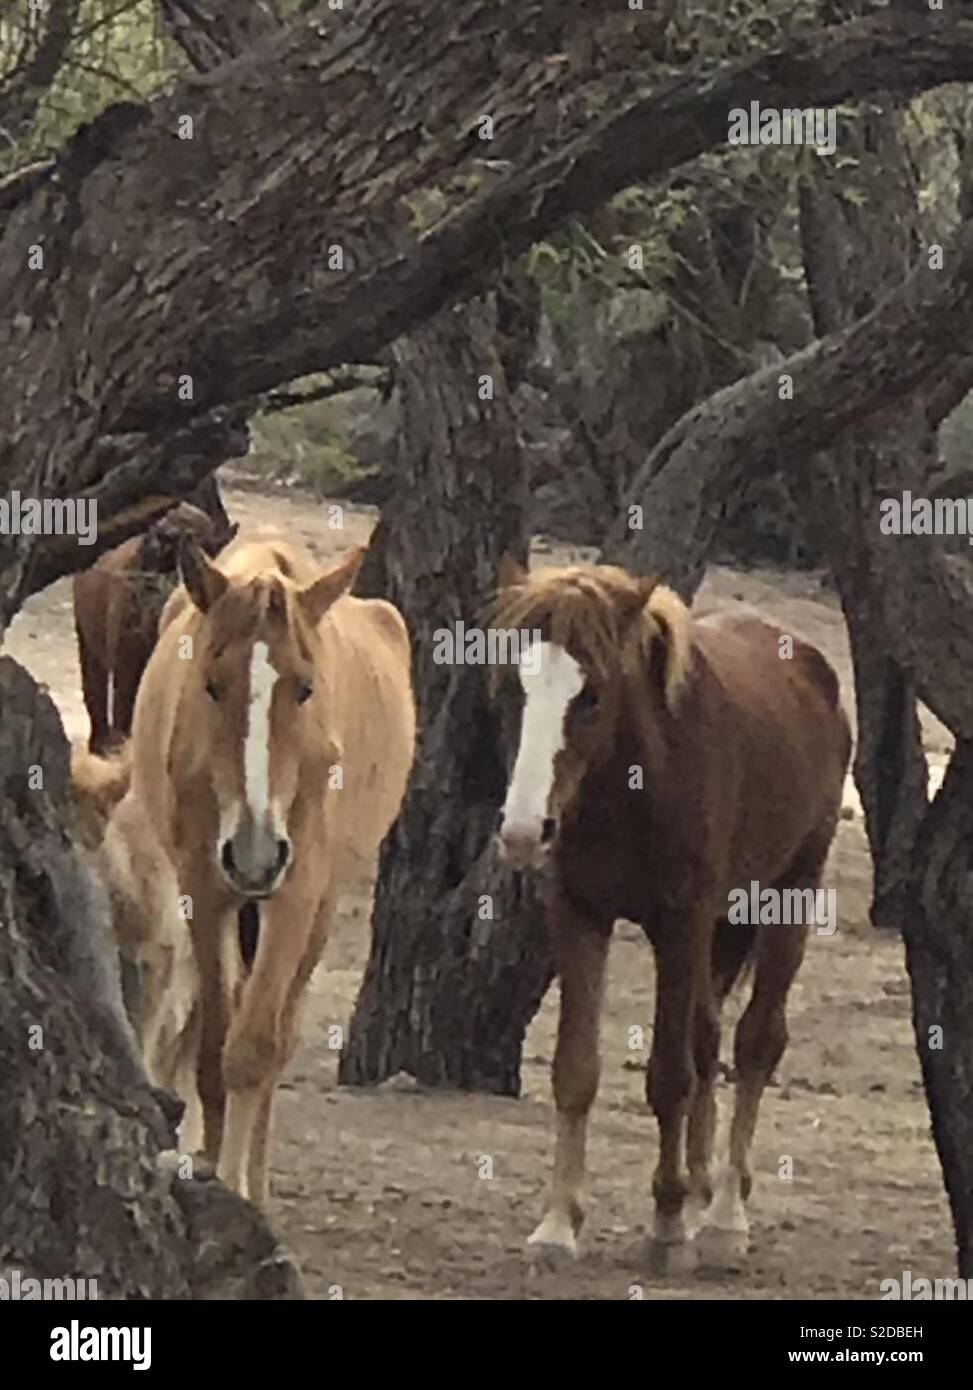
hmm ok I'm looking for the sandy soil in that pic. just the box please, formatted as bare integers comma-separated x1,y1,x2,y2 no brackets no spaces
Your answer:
3,479,955,1300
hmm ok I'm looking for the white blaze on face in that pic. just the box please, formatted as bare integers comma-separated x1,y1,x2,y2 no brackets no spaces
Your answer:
501,641,584,843
244,640,278,821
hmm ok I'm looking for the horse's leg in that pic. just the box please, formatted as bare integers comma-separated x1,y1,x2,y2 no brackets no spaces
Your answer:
188,886,234,1167
527,893,610,1263
174,1001,204,1155
246,903,329,1205
646,918,708,1274
686,989,719,1238
686,918,756,1235
111,629,151,742
76,606,110,755
245,1082,276,1208
701,896,813,1267
219,877,322,1203
146,934,203,1153
247,895,330,1200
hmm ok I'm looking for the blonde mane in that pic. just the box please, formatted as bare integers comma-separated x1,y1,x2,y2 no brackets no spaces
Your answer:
491,562,692,711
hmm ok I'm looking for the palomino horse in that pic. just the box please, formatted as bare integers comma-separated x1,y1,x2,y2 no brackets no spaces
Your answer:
122,530,415,1203
493,560,850,1271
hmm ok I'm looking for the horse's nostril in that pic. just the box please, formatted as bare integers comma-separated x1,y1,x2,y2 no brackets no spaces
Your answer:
221,840,235,874
276,838,291,870
541,817,557,844
495,809,505,834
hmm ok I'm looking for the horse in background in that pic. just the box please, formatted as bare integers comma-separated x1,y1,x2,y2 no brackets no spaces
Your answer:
115,530,415,1203
493,559,850,1272
71,741,202,1149
73,500,235,753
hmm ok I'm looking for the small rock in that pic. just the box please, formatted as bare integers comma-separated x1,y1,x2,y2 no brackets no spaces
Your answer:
376,1070,420,1093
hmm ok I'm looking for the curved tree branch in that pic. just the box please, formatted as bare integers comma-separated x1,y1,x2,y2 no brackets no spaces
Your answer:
0,0,81,148
603,211,973,739
157,0,281,73
3,2,973,617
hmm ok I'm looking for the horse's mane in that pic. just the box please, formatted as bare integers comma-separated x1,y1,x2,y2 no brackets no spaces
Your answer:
490,563,692,710
159,530,326,642
215,529,321,585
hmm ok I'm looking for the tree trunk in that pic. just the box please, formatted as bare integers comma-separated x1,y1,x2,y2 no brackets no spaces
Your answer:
794,104,932,931
789,89,973,1272
340,296,553,1093
903,741,973,1274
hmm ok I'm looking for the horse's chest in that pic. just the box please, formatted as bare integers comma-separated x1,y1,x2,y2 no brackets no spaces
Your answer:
557,812,656,921
556,768,705,921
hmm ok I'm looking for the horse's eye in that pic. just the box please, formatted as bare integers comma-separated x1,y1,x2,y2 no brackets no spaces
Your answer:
297,681,313,705
575,684,599,714
205,678,220,702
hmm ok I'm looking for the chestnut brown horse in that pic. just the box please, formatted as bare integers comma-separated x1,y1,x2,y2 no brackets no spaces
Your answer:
120,530,415,1203
73,503,233,754
493,560,850,1272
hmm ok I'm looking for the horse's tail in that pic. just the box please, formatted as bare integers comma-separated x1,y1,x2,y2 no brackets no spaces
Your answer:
71,742,132,840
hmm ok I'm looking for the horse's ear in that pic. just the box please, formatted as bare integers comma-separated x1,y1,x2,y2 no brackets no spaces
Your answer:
498,551,528,590
299,546,366,627
180,536,228,613
637,575,660,605
644,585,692,714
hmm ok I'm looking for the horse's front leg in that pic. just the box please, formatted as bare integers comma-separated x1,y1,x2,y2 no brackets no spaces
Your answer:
218,878,321,1204
646,917,708,1276
528,891,610,1264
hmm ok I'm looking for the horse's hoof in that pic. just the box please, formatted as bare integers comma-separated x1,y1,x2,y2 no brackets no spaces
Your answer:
526,1240,577,1271
697,1225,748,1271
683,1196,711,1242
526,1217,578,1267
647,1237,697,1277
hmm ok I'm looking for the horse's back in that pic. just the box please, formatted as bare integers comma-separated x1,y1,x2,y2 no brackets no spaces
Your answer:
324,593,416,847
696,610,845,722
691,609,851,822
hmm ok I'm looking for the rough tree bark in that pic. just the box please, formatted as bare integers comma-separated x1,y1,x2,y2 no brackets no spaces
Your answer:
603,206,973,742
2,3,971,608
340,293,553,1092
795,99,931,934
905,743,973,1275
0,0,82,148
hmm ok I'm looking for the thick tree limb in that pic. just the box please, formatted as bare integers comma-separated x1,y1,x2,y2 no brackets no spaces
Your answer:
0,0,81,147
158,0,281,73
262,368,388,415
603,212,973,738
18,406,251,597
3,2,973,622
163,8,973,419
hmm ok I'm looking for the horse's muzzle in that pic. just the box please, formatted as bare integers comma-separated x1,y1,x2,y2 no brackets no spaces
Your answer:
495,827,553,872
219,829,292,898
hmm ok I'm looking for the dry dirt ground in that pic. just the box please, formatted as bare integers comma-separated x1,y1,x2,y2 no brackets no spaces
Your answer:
3,479,956,1301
